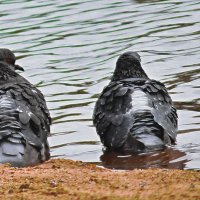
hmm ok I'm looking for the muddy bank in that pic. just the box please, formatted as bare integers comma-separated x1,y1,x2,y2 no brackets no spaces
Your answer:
0,159,200,199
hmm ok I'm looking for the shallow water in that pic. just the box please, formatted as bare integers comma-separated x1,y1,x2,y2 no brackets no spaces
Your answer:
0,0,200,170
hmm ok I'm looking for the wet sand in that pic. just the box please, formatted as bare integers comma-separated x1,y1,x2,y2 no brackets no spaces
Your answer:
0,159,200,200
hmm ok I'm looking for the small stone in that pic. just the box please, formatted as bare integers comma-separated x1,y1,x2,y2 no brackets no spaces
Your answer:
19,183,30,189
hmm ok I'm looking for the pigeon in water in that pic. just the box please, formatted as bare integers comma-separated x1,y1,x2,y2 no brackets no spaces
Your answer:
93,52,178,153
0,48,51,167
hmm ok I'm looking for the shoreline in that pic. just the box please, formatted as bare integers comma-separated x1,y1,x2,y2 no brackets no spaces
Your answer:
0,159,200,199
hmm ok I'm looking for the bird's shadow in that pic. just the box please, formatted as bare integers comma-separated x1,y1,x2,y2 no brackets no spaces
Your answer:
99,147,188,170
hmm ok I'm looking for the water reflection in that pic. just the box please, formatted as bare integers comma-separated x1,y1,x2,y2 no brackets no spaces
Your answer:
100,148,187,170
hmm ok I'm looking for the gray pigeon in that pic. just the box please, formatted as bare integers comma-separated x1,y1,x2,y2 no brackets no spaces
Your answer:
93,52,178,153
0,48,51,167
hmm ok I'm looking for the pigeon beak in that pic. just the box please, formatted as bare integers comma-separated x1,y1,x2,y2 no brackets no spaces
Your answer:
14,64,24,71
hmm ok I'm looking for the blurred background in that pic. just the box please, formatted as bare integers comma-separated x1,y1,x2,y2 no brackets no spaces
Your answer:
0,0,199,170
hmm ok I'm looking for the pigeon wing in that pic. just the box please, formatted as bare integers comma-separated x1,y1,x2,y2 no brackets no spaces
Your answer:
93,81,133,148
143,80,178,142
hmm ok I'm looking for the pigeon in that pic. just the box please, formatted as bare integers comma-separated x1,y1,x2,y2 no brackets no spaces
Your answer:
93,51,178,153
0,48,51,167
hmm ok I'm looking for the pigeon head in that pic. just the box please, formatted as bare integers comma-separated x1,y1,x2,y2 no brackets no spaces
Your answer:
111,51,148,81
0,48,24,71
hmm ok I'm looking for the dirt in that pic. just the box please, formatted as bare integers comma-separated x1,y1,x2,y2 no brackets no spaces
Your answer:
0,159,200,200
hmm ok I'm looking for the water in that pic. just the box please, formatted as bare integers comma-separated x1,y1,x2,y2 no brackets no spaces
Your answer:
0,0,199,170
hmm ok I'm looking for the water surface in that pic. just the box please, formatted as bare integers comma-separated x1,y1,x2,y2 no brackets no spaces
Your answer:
0,0,200,170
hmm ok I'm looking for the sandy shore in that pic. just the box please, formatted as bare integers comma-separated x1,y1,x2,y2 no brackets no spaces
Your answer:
0,159,200,200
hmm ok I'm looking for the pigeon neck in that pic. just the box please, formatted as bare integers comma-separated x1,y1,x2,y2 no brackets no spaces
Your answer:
111,63,148,81
0,62,17,80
